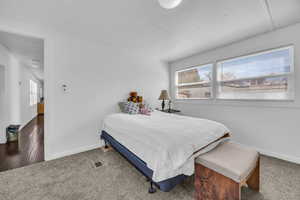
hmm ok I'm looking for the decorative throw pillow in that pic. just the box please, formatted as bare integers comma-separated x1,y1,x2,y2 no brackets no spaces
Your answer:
124,102,140,114
118,102,127,113
140,107,151,116
143,102,154,112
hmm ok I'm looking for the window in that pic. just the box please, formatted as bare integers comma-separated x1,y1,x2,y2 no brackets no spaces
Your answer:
174,46,294,102
30,80,38,106
217,46,294,100
176,64,213,99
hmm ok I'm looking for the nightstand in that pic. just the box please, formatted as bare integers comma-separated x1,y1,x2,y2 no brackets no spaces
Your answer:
158,109,181,114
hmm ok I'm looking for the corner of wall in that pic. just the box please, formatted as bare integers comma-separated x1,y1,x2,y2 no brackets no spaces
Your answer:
45,142,103,161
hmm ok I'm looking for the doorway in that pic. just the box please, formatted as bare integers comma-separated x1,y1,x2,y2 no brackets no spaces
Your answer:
0,31,45,172
0,65,5,143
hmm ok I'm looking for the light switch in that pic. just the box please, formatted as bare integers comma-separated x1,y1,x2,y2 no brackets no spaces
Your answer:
62,84,68,93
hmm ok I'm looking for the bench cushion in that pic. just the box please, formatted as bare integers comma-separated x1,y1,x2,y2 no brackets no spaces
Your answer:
195,141,259,182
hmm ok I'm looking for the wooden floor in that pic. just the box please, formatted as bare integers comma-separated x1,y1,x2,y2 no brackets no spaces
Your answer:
0,115,44,172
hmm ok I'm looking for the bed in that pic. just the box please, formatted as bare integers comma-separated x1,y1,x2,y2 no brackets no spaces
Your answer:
100,111,230,192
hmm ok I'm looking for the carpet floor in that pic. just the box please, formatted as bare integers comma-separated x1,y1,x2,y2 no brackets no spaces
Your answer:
0,148,299,200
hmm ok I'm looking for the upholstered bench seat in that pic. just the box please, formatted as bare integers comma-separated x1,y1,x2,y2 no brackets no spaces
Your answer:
196,141,259,182
195,141,260,200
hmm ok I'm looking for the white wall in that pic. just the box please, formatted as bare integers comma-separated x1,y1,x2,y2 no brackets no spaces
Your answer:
170,23,300,164
0,20,169,159
7,55,21,125
44,33,169,160
0,44,22,143
20,66,41,127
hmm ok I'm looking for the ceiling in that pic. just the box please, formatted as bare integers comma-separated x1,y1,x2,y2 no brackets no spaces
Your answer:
0,0,299,63
0,31,44,80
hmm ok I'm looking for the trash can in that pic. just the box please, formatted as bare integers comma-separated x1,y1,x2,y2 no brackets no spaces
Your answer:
6,125,21,143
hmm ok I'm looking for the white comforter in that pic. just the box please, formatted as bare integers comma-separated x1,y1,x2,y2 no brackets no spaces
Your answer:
102,111,230,182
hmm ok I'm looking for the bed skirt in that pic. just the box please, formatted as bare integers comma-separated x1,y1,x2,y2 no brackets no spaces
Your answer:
100,130,187,192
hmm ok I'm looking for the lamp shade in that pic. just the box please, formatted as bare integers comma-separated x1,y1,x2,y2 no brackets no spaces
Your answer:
159,90,170,100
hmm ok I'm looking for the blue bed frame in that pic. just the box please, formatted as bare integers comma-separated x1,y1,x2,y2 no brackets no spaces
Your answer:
100,131,187,193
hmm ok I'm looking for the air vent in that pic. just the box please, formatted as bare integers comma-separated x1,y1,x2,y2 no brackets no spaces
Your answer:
94,161,103,168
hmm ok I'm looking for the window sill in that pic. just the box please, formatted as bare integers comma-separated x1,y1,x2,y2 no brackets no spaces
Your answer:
174,98,300,109
175,98,212,100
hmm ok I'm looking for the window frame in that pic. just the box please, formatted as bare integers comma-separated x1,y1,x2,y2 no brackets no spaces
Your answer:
173,45,295,102
175,63,214,100
216,45,294,101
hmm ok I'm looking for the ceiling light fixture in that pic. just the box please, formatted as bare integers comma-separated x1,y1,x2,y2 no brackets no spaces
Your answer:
158,0,183,9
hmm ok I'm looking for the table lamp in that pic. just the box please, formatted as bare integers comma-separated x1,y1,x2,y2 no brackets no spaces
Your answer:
158,90,170,111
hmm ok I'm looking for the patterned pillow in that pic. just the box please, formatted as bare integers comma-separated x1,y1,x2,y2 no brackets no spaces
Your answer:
143,102,154,112
124,102,140,114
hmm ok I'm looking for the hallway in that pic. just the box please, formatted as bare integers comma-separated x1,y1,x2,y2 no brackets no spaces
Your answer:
0,115,44,172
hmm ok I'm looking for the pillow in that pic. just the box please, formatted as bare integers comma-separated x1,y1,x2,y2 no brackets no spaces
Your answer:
118,102,127,113
143,102,154,112
124,102,140,114
140,107,151,116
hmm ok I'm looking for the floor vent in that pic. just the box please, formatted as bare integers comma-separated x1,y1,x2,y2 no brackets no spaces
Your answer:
94,161,103,168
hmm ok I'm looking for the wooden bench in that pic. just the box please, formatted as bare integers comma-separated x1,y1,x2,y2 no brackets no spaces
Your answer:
195,141,260,200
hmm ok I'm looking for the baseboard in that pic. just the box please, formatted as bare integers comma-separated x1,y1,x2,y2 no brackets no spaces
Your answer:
0,138,7,144
234,141,300,165
20,115,38,130
0,115,37,144
256,148,300,165
45,143,103,161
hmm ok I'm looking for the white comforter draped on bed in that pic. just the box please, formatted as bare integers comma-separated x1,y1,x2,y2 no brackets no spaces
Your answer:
102,111,230,182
